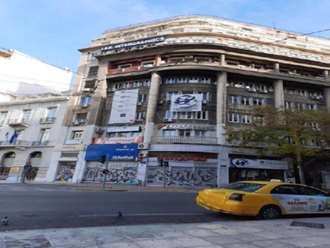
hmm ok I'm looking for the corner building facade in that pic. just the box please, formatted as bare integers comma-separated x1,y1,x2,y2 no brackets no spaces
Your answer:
65,16,330,189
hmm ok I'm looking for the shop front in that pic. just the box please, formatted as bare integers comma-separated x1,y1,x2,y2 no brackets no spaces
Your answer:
229,157,289,182
146,152,218,187
83,144,140,184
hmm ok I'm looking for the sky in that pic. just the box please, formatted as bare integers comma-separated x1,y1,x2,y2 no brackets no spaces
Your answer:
1,0,330,74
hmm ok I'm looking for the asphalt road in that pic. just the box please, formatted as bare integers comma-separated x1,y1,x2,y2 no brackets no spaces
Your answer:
0,184,229,231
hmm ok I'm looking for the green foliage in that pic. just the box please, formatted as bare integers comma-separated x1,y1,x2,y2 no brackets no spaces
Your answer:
226,106,330,182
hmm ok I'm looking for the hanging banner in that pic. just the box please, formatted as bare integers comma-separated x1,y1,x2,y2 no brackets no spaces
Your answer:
109,89,138,124
170,94,202,112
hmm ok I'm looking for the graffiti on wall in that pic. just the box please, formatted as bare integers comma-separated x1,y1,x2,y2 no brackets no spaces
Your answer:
83,166,138,184
146,166,217,187
56,166,75,182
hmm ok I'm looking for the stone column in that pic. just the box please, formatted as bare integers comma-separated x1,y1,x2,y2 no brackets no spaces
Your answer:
220,54,226,66
144,72,161,145
274,62,280,72
216,72,227,144
324,87,330,112
273,79,285,110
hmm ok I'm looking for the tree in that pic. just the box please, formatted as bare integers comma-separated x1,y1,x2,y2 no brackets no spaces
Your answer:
226,106,330,184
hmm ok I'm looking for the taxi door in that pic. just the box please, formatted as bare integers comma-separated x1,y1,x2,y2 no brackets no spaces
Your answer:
271,184,330,214
271,184,311,214
296,185,330,214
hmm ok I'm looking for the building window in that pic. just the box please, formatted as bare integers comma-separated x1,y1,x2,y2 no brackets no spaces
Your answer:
80,96,92,107
163,129,176,137
202,111,208,120
71,130,83,140
0,111,8,126
138,94,146,104
136,111,145,121
74,113,87,125
228,113,240,123
46,107,57,119
84,80,96,89
39,128,50,144
241,114,252,124
179,129,191,137
87,66,98,77
22,109,31,122
195,130,206,137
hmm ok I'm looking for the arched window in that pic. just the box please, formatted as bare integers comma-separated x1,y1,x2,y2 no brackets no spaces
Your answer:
2,152,15,167
29,152,42,166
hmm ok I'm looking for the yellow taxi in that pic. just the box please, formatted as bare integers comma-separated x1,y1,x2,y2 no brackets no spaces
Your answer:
196,181,330,219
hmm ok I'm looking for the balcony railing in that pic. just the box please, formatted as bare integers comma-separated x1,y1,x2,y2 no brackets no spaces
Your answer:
153,136,217,145
0,140,50,147
40,117,56,124
108,65,151,75
0,140,31,146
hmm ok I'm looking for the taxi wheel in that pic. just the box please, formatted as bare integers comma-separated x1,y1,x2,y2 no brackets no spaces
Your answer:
258,205,281,219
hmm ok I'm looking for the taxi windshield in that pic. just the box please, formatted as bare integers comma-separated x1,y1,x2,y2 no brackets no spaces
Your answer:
222,182,265,192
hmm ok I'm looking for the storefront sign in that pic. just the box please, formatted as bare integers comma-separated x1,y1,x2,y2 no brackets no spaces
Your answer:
230,158,288,170
85,144,138,161
108,89,138,124
170,94,202,112
100,36,166,54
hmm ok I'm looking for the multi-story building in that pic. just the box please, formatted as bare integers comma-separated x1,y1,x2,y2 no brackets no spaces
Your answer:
63,16,330,189
0,94,69,182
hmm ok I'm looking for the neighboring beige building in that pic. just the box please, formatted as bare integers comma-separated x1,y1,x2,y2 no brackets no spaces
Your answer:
0,94,69,182
61,16,330,189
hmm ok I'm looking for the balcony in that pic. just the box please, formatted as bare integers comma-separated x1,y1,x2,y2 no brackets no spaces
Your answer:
153,136,217,145
108,65,150,75
8,118,29,128
0,140,31,147
40,117,56,124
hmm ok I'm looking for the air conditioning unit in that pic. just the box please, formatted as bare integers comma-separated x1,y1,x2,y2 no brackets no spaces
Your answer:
72,120,80,126
202,100,207,104
138,143,149,150
83,87,91,91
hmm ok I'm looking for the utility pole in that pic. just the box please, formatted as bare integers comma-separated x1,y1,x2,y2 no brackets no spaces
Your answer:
101,154,109,190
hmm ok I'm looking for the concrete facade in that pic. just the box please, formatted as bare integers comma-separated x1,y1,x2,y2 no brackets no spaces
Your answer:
61,16,330,188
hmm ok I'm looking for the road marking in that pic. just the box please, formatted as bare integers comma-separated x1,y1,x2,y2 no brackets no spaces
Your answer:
79,213,205,218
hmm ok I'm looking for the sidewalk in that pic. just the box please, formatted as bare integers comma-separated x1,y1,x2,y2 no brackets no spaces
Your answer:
0,181,200,193
1,217,329,248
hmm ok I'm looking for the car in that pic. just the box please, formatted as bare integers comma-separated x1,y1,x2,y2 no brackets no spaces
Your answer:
196,180,330,219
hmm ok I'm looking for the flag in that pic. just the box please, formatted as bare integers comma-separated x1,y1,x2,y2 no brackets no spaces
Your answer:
9,131,18,144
